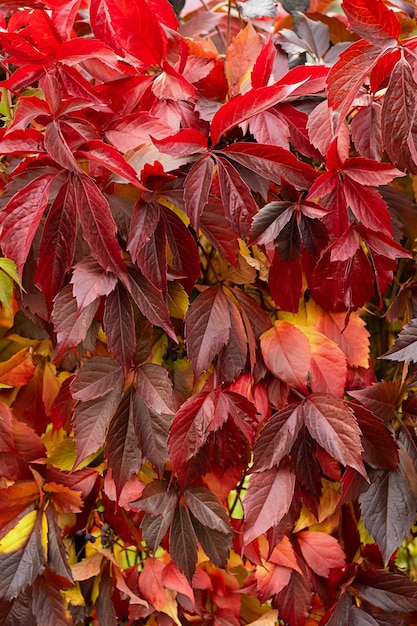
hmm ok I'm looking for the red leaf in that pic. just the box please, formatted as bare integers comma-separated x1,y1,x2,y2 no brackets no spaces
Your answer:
132,389,171,478
35,178,77,312
302,393,367,477
255,562,292,602
211,65,328,145
105,388,143,497
0,174,56,275
73,174,126,275
220,143,318,189
127,200,160,264
71,256,118,310
152,62,196,101
216,156,258,239
104,0,168,66
71,356,124,402
153,129,208,157
342,0,401,46
185,286,231,379
275,569,312,626
251,37,276,88
382,57,417,172
44,121,83,173
349,402,398,470
170,502,198,583
327,40,382,118
244,462,296,544
297,531,346,577
0,128,45,154
52,284,99,358
76,140,145,189
73,384,123,465
252,403,303,472
103,282,135,375
184,156,214,231
124,266,176,341
260,321,312,392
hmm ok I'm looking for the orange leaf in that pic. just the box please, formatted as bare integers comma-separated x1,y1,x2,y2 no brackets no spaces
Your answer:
225,22,263,96
0,347,34,387
260,321,312,392
297,531,346,577
43,481,83,513
299,326,347,397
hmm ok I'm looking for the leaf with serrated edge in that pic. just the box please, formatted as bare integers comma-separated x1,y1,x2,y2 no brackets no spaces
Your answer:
359,469,417,565
183,486,231,534
71,356,124,402
302,394,366,477
381,318,417,362
185,286,231,379
297,531,345,577
103,282,135,376
169,503,198,583
244,463,296,545
252,403,303,472
260,321,312,392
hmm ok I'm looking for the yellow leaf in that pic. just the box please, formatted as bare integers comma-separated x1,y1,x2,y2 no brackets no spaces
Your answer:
167,282,189,319
64,582,85,607
0,509,37,553
46,438,77,471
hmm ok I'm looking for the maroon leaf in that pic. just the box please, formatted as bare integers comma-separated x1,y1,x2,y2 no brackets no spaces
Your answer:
252,403,303,471
45,507,73,584
354,569,417,613
132,388,171,479
161,206,200,294
190,516,232,569
244,462,296,544
351,102,383,161
184,156,214,231
124,266,176,341
381,57,417,172
185,286,231,379
349,381,400,423
73,174,126,276
169,502,198,583
103,282,135,375
35,178,77,312
359,469,417,565
130,480,178,517
183,486,231,534
348,402,398,470
127,200,160,264
135,363,174,415
32,574,71,626
0,510,46,601
52,284,99,358
216,156,258,238
275,568,312,626
105,388,142,497
303,394,366,477
72,384,123,466
381,318,417,362
71,356,124,402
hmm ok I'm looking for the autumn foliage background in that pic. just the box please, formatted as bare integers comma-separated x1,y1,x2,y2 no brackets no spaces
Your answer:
2,0,417,623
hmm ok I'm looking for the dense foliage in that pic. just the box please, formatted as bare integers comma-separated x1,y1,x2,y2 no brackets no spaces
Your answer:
1,0,417,623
